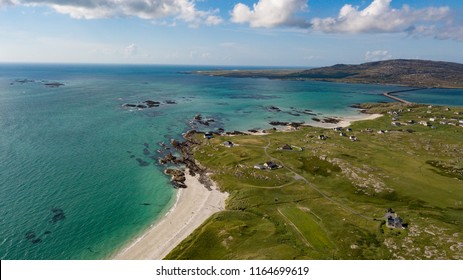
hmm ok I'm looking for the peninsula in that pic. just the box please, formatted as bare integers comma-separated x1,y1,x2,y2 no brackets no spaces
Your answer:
196,59,463,89
163,102,463,260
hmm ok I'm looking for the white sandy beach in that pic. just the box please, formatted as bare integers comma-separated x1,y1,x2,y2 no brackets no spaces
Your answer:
312,113,383,129
113,170,228,260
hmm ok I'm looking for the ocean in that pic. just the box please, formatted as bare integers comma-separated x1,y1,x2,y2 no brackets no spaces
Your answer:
1,64,462,259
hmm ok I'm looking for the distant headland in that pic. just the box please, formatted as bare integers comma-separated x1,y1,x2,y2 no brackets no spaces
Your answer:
195,59,463,89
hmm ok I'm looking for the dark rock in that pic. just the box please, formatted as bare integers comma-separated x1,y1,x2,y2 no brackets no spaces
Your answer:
143,148,150,155
165,168,186,184
267,106,281,112
322,117,341,124
171,139,182,148
15,79,35,84
312,118,321,122
165,100,177,104
289,122,304,128
136,104,147,109
44,82,65,88
194,114,202,121
44,231,52,235
269,121,289,126
141,203,151,206
144,100,160,108
165,153,177,162
143,143,149,148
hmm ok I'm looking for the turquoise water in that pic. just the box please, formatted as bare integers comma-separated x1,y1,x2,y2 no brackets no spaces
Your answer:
1,64,462,259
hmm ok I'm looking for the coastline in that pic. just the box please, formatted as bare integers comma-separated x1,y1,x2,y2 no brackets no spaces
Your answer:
113,169,228,260
112,112,382,260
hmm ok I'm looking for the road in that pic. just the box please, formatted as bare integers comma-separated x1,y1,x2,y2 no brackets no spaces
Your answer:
263,140,376,221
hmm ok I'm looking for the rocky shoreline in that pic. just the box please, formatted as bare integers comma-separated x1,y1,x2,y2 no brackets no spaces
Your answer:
158,129,215,190
158,107,378,190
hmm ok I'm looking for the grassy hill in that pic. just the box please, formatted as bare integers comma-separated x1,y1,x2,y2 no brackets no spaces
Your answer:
197,59,463,88
165,103,463,260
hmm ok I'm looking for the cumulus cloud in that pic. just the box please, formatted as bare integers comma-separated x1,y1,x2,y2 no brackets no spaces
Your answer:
0,0,222,26
311,0,449,34
231,0,308,28
365,50,392,62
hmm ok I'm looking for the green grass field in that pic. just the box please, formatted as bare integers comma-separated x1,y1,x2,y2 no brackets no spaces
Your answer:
165,103,463,260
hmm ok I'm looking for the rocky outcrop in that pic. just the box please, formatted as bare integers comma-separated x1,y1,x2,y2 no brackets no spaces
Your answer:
165,168,187,188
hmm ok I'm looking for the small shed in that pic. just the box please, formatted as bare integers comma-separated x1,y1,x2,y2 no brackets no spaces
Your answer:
264,161,279,170
223,141,234,148
281,144,292,150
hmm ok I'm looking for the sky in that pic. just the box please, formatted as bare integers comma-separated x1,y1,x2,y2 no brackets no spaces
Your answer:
0,0,462,66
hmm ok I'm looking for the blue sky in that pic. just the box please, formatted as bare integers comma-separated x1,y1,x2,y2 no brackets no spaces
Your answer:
0,0,462,66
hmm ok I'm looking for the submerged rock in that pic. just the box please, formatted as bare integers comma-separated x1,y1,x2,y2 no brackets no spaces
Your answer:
136,158,150,167
267,106,281,112
51,208,66,223
31,238,43,244
25,231,36,240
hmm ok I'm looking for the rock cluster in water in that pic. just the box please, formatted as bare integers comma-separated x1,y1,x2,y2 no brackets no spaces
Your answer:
11,79,65,88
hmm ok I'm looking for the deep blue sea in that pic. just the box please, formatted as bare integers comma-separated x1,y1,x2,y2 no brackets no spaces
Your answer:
1,64,462,259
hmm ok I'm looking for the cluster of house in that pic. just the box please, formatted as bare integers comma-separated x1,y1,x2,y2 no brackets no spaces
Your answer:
330,127,357,141
254,161,280,170
384,208,407,229
387,107,463,129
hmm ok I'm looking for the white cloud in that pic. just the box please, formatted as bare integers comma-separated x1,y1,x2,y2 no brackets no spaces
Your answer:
124,43,138,56
311,0,449,34
231,0,308,28
411,25,463,42
0,0,223,26
365,50,392,62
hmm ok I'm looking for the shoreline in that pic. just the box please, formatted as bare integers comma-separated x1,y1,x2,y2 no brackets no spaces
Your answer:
112,111,381,260
113,169,228,260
